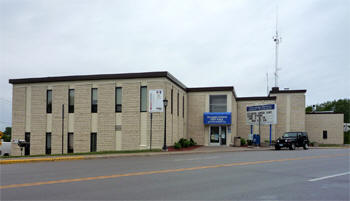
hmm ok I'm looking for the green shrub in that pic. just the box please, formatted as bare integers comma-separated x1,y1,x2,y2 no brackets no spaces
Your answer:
178,138,186,147
344,131,350,144
183,140,191,148
174,142,182,149
241,138,246,146
190,138,197,146
247,140,252,146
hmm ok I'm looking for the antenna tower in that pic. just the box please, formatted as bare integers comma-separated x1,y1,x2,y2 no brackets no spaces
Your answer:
272,6,282,87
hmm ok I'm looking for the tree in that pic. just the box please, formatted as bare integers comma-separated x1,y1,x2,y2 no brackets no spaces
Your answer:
306,99,350,123
2,127,11,142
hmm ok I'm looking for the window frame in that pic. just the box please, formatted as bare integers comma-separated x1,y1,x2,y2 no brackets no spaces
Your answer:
67,132,74,153
115,87,122,113
171,89,173,114
90,133,97,152
323,130,327,139
46,90,52,113
91,88,98,113
68,89,74,113
45,132,51,155
140,86,147,112
177,92,179,116
209,95,227,112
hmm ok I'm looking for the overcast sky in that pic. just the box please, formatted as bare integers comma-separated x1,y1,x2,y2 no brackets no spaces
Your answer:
0,0,349,130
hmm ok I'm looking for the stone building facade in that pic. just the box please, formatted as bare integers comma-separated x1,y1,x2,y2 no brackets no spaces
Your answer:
9,71,344,156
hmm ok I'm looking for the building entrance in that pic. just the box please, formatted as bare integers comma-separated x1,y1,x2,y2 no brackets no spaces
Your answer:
209,126,226,145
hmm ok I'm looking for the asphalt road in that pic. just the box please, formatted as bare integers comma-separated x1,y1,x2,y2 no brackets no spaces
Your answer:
1,148,349,200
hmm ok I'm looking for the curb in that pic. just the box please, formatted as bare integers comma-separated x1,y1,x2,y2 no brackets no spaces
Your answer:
0,148,272,164
0,156,86,164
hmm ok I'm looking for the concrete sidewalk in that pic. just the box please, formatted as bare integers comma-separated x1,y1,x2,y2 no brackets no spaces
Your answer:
0,146,272,164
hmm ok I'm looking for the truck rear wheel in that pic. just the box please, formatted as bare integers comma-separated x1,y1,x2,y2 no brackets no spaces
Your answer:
303,143,309,150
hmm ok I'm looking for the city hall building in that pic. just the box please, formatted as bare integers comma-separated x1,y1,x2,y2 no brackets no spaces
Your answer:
9,71,344,156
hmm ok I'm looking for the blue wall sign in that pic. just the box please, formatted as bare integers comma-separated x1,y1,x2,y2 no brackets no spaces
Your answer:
203,112,232,125
246,104,275,111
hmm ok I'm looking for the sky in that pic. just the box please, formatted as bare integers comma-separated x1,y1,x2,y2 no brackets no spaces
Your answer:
0,0,349,130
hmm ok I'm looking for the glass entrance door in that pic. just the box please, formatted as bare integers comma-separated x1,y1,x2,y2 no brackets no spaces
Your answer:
210,126,227,145
220,126,226,145
210,126,220,144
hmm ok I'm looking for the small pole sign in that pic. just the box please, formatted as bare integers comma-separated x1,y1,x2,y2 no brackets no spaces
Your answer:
149,89,164,113
148,89,164,150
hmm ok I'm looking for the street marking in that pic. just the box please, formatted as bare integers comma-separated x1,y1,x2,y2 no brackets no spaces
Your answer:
173,156,219,161
308,172,350,182
0,153,347,189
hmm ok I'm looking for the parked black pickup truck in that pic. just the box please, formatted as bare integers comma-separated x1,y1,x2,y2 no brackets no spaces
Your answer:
275,132,309,150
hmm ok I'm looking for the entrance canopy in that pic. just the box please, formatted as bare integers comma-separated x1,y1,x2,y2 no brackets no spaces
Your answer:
203,112,231,125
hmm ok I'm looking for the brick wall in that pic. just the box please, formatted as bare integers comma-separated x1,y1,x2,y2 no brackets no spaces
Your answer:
306,113,344,144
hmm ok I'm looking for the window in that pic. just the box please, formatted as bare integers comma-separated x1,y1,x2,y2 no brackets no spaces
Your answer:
91,88,98,113
115,87,122,112
209,95,227,112
140,86,147,112
46,90,52,113
171,89,173,114
90,133,97,152
46,132,51,155
68,89,74,113
177,93,179,116
25,132,30,156
68,133,74,153
323,130,327,139
183,95,185,118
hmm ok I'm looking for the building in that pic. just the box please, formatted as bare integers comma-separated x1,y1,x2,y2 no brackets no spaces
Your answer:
9,71,344,156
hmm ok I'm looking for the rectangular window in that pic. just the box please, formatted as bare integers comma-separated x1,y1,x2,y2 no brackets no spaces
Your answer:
115,87,122,113
68,133,74,153
323,130,327,139
177,93,179,116
183,95,185,118
140,86,147,112
90,133,97,152
91,88,98,113
46,132,51,155
209,95,227,112
68,89,74,113
171,89,173,114
25,132,30,156
46,90,52,113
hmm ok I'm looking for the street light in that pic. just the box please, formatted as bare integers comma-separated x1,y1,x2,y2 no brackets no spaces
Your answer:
162,99,168,151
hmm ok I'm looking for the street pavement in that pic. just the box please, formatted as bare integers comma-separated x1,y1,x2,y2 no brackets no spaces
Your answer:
1,148,349,200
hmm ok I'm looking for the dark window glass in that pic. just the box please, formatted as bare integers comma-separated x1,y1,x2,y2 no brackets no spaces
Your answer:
91,88,98,113
46,132,51,155
183,95,185,118
25,132,30,156
90,133,97,152
177,93,179,116
323,130,327,139
46,90,52,113
171,89,173,114
68,89,74,113
115,87,122,112
68,133,74,153
140,86,147,112
209,95,227,112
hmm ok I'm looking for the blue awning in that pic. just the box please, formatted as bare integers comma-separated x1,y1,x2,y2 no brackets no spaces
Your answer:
203,112,232,125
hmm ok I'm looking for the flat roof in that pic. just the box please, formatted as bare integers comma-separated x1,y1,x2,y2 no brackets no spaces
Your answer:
9,71,188,91
236,96,276,101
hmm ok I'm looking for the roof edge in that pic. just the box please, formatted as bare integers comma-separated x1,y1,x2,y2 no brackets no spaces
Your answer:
236,96,276,101
9,71,187,90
